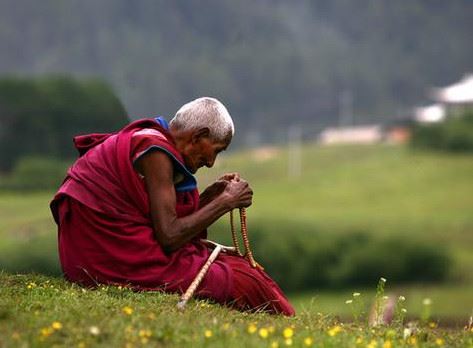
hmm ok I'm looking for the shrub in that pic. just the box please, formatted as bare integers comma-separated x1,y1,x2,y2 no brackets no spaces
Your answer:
212,219,453,292
0,156,70,191
411,109,473,152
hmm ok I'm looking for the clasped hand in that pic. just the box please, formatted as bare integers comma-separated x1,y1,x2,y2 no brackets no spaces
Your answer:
199,173,253,209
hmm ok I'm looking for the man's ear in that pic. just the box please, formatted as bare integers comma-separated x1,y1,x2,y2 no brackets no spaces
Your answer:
191,127,210,144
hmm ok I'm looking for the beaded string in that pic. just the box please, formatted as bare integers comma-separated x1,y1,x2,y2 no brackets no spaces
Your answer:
230,208,261,269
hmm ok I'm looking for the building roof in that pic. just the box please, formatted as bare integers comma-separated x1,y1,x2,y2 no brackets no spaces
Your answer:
432,74,473,104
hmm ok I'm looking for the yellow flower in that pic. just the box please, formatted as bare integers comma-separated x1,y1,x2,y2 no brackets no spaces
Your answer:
271,341,279,348
304,336,314,346
284,338,293,346
259,328,269,339
204,329,213,338
122,306,133,315
367,339,378,348
40,327,54,338
356,337,364,344
328,325,342,337
247,323,257,334
435,338,445,346
383,340,392,348
429,322,438,328
407,336,417,346
51,321,63,330
139,329,152,338
283,327,294,338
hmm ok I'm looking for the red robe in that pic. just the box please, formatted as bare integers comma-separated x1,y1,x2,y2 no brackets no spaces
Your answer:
51,119,294,315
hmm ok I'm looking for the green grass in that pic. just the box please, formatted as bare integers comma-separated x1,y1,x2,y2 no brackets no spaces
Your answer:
1,272,471,347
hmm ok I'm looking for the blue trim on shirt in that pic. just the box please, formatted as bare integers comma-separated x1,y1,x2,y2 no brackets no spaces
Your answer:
154,116,170,130
134,145,197,192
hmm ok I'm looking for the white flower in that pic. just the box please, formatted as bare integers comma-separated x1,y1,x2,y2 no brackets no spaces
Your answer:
401,308,407,313
383,296,389,300
422,298,432,306
353,292,361,297
345,300,353,304
380,277,387,283
398,296,406,302
89,326,100,336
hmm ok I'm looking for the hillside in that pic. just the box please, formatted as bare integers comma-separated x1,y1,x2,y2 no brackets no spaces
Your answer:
0,272,471,347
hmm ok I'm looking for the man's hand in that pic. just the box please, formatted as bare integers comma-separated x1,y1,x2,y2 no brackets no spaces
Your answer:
221,178,253,209
219,172,241,182
199,180,228,208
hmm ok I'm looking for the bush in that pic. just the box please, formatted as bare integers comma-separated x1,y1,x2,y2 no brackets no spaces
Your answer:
212,220,453,292
0,156,70,191
0,233,61,276
0,75,128,171
411,110,473,152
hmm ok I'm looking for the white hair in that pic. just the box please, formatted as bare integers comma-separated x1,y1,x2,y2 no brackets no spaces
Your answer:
170,97,235,141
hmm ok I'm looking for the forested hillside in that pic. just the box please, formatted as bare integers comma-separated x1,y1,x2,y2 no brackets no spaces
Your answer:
0,0,472,145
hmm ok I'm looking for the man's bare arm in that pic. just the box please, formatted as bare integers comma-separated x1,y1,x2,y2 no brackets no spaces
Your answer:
138,151,252,252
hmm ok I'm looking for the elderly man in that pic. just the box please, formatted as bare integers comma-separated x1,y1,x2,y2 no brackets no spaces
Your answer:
50,97,294,315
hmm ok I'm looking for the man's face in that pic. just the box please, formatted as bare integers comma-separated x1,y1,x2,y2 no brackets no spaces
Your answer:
183,131,230,174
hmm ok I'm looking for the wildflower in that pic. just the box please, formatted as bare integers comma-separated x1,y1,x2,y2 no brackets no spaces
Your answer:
40,326,54,338
51,321,63,330
304,336,314,346
259,328,269,339
382,296,389,300
429,322,437,329
422,298,432,306
284,338,293,346
139,329,152,338
222,323,230,330
407,336,417,345
271,341,279,348
380,277,387,283
383,340,392,348
283,327,294,338
401,308,407,313
398,296,406,302
435,338,445,346
356,337,363,344
327,325,342,337
89,326,100,336
346,299,353,304
204,329,213,338
247,323,257,334
353,292,361,297
122,306,133,315
367,339,378,348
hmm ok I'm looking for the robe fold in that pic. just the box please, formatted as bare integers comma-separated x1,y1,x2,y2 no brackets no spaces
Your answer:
51,118,294,316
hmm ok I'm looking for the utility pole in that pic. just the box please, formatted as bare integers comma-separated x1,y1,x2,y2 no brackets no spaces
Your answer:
288,125,302,179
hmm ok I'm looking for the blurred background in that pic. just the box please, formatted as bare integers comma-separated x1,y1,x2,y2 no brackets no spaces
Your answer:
0,0,472,324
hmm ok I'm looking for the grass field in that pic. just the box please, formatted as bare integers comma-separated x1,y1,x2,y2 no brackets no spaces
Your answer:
1,272,472,348
0,143,472,341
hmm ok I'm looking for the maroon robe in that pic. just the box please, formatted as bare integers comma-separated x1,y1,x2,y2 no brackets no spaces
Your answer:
51,119,294,315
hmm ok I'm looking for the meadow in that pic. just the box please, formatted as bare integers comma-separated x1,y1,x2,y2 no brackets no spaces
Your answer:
1,272,472,347
0,143,472,346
